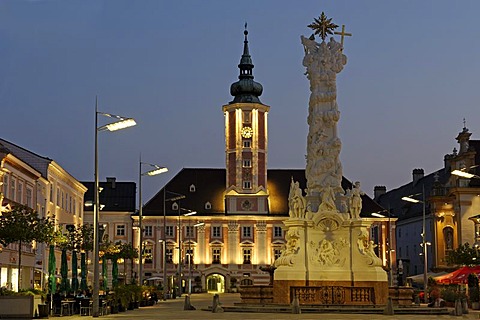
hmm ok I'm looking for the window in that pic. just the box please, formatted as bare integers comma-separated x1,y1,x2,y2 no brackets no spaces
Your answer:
212,226,221,238
172,202,178,211
243,111,251,123
274,248,282,260
166,248,173,263
3,175,8,196
243,140,251,148
26,187,33,208
10,177,16,200
144,246,153,264
243,159,251,167
185,226,194,238
242,226,252,238
61,191,64,208
17,181,23,204
166,226,174,237
205,202,212,210
73,199,76,215
49,184,53,203
398,228,401,238
274,226,283,238
243,181,251,189
243,248,252,264
56,188,60,206
116,225,126,236
189,184,196,192
185,249,193,264
212,248,221,264
144,226,153,237
69,196,72,213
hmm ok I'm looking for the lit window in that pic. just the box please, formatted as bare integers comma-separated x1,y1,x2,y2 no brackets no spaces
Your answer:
212,248,221,264
144,246,153,264
185,249,194,264
243,248,252,264
166,248,173,263
274,248,282,260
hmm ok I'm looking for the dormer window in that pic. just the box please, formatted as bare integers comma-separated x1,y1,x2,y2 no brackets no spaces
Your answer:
205,202,212,210
189,184,196,193
172,202,179,211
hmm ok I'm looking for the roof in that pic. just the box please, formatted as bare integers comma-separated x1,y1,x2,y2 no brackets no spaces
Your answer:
143,168,384,217
0,138,52,178
82,179,136,212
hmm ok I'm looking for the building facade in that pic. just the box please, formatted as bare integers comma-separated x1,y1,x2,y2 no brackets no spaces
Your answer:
376,126,480,276
0,138,87,291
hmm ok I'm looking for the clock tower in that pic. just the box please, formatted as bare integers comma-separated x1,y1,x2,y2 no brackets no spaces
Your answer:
222,27,270,214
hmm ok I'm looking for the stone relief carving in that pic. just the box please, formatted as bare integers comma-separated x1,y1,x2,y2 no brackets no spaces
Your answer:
274,228,301,268
309,238,347,267
357,230,382,266
301,35,347,213
288,178,307,219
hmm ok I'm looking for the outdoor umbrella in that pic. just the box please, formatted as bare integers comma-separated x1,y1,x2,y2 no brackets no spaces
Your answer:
48,245,56,294
80,252,87,291
71,250,79,293
102,255,108,291
112,258,118,288
60,249,69,293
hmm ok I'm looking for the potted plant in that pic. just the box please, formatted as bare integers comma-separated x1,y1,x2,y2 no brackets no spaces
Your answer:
468,273,480,309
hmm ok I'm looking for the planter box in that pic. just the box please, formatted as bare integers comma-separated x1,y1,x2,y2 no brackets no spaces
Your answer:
0,295,34,319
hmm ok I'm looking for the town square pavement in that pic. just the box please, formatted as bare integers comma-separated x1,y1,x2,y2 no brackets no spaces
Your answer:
63,293,480,320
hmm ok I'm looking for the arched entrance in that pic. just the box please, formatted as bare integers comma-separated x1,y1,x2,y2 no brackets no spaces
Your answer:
206,273,225,293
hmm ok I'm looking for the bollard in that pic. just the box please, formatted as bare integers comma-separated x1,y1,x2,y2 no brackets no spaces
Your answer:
291,295,301,314
184,295,196,310
454,299,463,316
212,294,224,313
383,297,394,315
462,298,469,314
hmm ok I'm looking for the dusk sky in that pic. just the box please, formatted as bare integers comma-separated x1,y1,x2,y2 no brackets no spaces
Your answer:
1,1,480,203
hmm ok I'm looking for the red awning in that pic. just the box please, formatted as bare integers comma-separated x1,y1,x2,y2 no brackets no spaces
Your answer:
434,266,480,284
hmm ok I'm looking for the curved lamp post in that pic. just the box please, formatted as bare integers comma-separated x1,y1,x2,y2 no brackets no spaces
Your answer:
402,186,430,303
93,100,136,317
138,159,168,285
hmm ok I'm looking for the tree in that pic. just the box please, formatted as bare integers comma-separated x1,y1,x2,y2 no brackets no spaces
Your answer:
446,242,479,266
0,205,55,290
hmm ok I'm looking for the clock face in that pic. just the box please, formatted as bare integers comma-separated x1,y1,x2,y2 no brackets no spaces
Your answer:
241,126,253,139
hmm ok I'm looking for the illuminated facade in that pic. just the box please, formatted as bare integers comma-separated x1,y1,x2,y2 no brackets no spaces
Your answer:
0,138,87,291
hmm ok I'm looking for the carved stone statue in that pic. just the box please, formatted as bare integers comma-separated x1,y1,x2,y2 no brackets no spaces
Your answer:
349,181,364,219
288,178,306,218
301,30,347,213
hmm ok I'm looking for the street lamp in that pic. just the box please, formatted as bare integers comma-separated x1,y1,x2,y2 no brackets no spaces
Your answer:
162,191,186,300
402,185,428,303
177,208,197,298
138,159,167,286
93,100,136,317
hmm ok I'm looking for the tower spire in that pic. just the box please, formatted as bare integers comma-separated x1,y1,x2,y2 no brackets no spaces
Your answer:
230,25,263,104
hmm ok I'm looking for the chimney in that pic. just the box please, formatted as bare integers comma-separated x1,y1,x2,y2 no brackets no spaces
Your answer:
374,186,387,200
412,168,424,185
106,177,116,188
